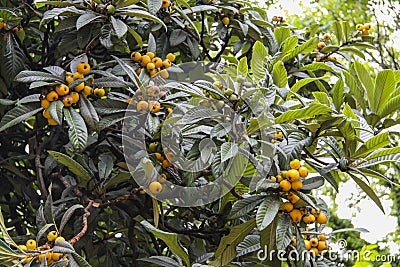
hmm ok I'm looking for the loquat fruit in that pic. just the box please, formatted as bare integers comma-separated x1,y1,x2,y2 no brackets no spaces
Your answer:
55,236,65,242
154,152,164,161
131,52,142,62
356,24,364,31
83,85,92,96
282,202,294,212
41,99,51,109
290,159,301,170
289,209,302,223
26,239,36,250
158,173,167,183
317,42,326,49
291,237,296,246
317,213,328,224
162,59,171,68
317,234,326,241
361,29,369,35
291,180,303,191
279,180,291,191
149,181,163,194
159,69,169,78
323,33,331,41
146,52,155,59
38,254,45,262
76,62,91,75
270,176,277,182
136,100,149,113
288,192,300,204
149,69,157,77
310,237,319,247
48,118,58,125
149,101,161,113
94,88,105,97
43,109,51,119
166,53,175,62
162,159,171,168
310,247,319,257
52,252,63,261
18,245,27,251
152,57,163,68
304,240,311,250
75,82,85,92
66,76,74,84
298,166,308,178
73,72,84,80
140,55,151,67
286,169,300,182
222,17,230,26
47,231,58,241
161,0,171,8
46,91,59,102
318,241,327,251
146,62,156,71
136,68,141,75
62,95,73,107
70,92,80,103
364,23,371,30
55,84,69,96
147,86,160,97
277,175,283,182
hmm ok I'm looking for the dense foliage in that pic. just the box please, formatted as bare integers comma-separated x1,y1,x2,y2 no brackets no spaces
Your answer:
0,0,399,266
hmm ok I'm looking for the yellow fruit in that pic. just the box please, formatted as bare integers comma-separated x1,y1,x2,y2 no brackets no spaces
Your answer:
43,109,51,119
356,24,364,31
23,257,33,263
155,153,164,161
279,180,291,191
52,252,63,261
222,17,230,26
282,202,294,212
166,53,175,62
0,21,6,29
41,99,51,109
55,84,69,96
316,57,321,62
270,176,277,182
298,166,308,178
137,100,149,113
26,239,36,250
131,52,142,62
146,62,156,71
38,254,45,262
149,69,157,77
317,213,328,224
289,209,302,223
55,236,65,242
149,181,163,194
158,173,167,183
290,159,301,170
83,85,92,96
48,118,58,125
46,91,59,102
149,101,161,113
159,69,169,79
152,57,163,68
364,23,371,30
136,68,141,75
317,42,326,49
310,237,318,247
307,214,316,224
286,169,300,182
75,82,85,92
47,231,58,241
70,92,79,103
165,107,173,116
94,88,105,97
323,33,331,41
73,72,84,80
139,188,146,195
317,234,327,241
146,52,155,59
18,245,27,251
162,159,171,168
76,62,91,75
163,59,172,68
11,26,23,32
304,240,311,250
291,237,296,246
141,55,151,67
310,247,319,257
161,0,170,8
277,175,283,182
291,180,303,191
288,192,300,204
46,253,53,260
62,95,73,107
66,72,72,77
66,76,74,84
362,29,369,35
318,241,327,251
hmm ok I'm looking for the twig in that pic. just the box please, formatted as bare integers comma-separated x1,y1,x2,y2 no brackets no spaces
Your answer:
99,187,141,208
68,201,93,245
212,30,232,62
303,148,329,166
35,142,48,199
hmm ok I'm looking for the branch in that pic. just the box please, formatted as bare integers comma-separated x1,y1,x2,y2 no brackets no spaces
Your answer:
199,11,213,61
35,141,48,199
212,30,232,62
99,187,141,208
68,201,92,245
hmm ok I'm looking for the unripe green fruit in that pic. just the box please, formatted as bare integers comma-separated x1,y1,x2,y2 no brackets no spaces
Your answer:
224,88,233,96
107,4,115,14
229,94,238,101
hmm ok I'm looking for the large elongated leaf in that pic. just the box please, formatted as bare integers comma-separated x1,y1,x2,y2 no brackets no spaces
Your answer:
256,195,280,231
374,70,395,113
352,132,390,159
140,221,190,266
274,26,290,47
4,34,25,81
228,195,265,219
284,37,319,62
79,95,99,131
349,173,384,213
15,70,63,83
289,77,327,95
358,154,400,168
210,219,256,267
148,0,162,14
48,151,92,183
353,61,375,108
64,108,88,152
365,147,400,160
92,99,128,115
332,77,344,111
76,13,103,30
59,204,84,234
0,208,18,248
48,100,64,125
250,41,268,82
139,256,181,267
378,94,400,118
272,61,287,88
110,16,128,38
236,235,261,257
0,103,41,132
276,213,292,251
119,10,167,30
275,103,332,124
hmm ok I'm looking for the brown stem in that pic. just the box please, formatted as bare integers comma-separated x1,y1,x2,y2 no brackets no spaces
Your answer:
68,201,93,245
35,142,48,200
99,187,141,208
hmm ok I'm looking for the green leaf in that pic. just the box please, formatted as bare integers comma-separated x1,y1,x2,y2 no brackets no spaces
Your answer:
349,173,385,213
127,27,143,48
237,57,248,77
274,26,290,47
48,100,64,125
169,29,187,46
289,77,327,95
276,213,292,251
342,21,350,42
333,21,343,44
332,77,344,111
36,223,54,244
250,41,268,81
92,99,128,115
3,34,25,81
374,70,395,114
281,36,298,55
299,62,339,75
256,195,280,231
76,13,103,30
148,0,162,14
64,108,88,152
220,142,239,163
210,219,256,267
378,94,400,118
110,16,128,38
139,256,181,267
71,252,92,267
352,132,390,159
140,220,190,266
284,37,319,62
353,61,375,108
48,151,92,183
275,103,332,124
59,204,84,234
0,103,41,132
343,70,366,110
301,176,325,190
79,95,99,131
339,47,365,59
0,208,18,248
119,10,167,31
236,235,261,257
365,147,400,160
228,196,265,219
358,154,400,168
14,70,63,83
272,61,287,88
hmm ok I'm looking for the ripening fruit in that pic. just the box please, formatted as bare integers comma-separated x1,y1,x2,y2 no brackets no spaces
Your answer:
146,52,155,59
317,213,328,224
303,214,315,224
62,95,73,107
161,0,171,8
136,68,141,75
94,88,105,97
131,52,142,62
317,42,326,49
279,180,291,191
166,53,175,62
66,76,74,84
149,69,157,77
38,254,45,262
288,192,300,204
291,180,303,191
48,118,58,126
310,247,319,257
291,237,296,246
26,239,36,250
155,152,163,161
73,72,84,80
55,84,69,96
83,85,92,96
286,169,300,182
70,92,79,103
304,240,311,250
52,252,63,261
140,55,151,67
43,109,51,119
149,101,161,113
23,257,33,264
75,82,85,92
159,69,169,78
146,62,156,71
147,86,160,97
152,57,163,68
47,231,58,241
41,99,51,109
318,241,327,251
158,173,167,183
289,209,302,223
76,62,91,75
222,17,230,26
290,159,301,170
46,91,59,102
163,59,171,68
310,238,319,247
270,176,276,182
277,175,283,182
18,245,27,251
317,234,326,241
356,24,364,31
298,166,308,178
0,21,6,29
149,181,163,194
162,159,171,168
137,100,149,113
55,236,65,242
323,33,331,41
282,202,294,212
361,29,369,35
364,23,371,30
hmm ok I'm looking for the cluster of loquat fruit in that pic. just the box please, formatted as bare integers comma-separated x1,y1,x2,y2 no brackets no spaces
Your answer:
17,231,67,265
272,16,286,24
291,233,329,257
0,20,24,41
126,85,171,115
271,131,284,143
314,36,337,62
130,51,175,78
356,23,372,35
40,62,105,125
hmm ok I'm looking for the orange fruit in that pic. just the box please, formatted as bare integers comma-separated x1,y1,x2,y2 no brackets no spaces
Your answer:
286,169,300,182
73,72,84,80
288,192,300,204
279,180,291,191
82,85,92,96
290,159,301,170
75,82,85,92
46,91,59,102
131,52,141,62
62,95,73,107
161,0,170,8
291,180,303,191
137,100,149,113
149,181,162,194
76,62,91,75
289,209,302,223
70,92,79,103
299,166,308,178
282,202,293,212
166,53,175,62
163,59,171,68
55,84,69,96
41,99,51,109
94,88,105,97
317,213,328,224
